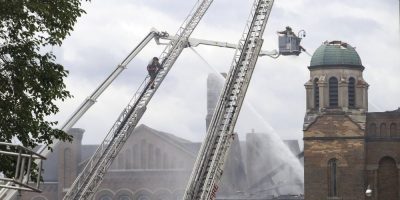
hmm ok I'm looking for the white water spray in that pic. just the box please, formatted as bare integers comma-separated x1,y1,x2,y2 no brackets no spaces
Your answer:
190,47,304,194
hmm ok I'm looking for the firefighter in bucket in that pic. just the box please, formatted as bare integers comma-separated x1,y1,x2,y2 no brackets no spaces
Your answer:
277,26,306,56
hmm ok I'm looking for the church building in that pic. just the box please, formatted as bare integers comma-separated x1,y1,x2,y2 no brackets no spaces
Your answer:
303,40,400,200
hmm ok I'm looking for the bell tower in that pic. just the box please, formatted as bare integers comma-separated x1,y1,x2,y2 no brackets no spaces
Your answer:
303,41,369,200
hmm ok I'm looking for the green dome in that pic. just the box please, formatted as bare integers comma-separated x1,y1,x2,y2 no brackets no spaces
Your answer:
310,41,363,68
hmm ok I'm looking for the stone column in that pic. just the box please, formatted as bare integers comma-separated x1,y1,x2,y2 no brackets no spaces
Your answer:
363,82,369,111
318,80,328,109
305,80,313,111
356,79,369,111
339,79,348,110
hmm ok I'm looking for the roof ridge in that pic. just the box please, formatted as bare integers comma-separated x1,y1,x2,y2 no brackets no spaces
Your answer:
139,125,197,157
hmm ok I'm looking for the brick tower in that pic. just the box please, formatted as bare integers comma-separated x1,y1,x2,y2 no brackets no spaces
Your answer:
303,41,369,200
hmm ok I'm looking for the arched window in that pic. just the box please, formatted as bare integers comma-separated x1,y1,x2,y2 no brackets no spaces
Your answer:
313,78,319,109
117,151,124,169
134,190,152,200
96,189,113,200
141,139,147,169
170,156,176,168
163,153,168,169
132,144,138,169
329,77,338,107
155,148,161,169
115,190,133,200
125,149,131,169
380,123,387,137
369,123,377,137
148,144,154,169
348,77,356,108
390,123,397,137
328,158,338,197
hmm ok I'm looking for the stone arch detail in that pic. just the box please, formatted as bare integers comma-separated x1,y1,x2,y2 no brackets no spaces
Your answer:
320,154,348,167
115,188,134,200
380,123,388,137
95,188,114,200
133,188,153,200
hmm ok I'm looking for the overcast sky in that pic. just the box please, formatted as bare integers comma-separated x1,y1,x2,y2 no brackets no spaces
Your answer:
50,0,400,145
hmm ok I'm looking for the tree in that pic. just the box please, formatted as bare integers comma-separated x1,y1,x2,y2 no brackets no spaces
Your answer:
0,0,88,178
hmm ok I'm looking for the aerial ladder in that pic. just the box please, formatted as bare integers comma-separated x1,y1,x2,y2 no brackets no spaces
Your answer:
183,0,274,199
0,0,302,198
0,28,282,200
0,18,295,200
1,27,285,198
60,0,215,199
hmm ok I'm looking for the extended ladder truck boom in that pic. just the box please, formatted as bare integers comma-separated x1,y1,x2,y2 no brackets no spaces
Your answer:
157,33,279,57
0,28,280,200
1,0,300,199
62,0,215,199
0,21,286,200
184,0,274,199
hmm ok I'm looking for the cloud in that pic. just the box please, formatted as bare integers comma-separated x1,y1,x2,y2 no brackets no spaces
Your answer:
49,0,400,147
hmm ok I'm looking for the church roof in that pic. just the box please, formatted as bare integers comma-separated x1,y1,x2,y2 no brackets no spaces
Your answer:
309,41,363,69
135,124,200,156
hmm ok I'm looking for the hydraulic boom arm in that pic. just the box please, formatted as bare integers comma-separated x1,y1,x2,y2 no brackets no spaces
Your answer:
157,33,278,57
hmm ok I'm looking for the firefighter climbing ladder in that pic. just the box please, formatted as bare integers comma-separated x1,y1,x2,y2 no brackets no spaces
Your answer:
62,0,214,199
183,0,274,199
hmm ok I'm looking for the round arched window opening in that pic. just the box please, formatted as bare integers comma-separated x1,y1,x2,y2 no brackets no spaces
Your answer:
329,77,338,107
390,123,398,137
313,78,320,109
380,123,388,137
348,77,356,108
